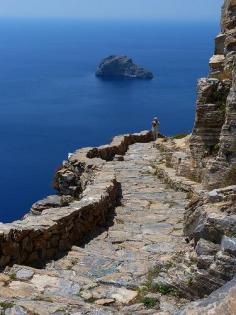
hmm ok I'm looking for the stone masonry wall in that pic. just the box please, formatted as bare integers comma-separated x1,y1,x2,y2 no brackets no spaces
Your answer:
0,131,152,269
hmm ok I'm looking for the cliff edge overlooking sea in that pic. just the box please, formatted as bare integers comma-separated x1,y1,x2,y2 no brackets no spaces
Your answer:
0,1,235,314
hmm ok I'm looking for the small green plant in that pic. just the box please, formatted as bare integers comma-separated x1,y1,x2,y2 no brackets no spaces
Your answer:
188,277,193,286
9,273,16,281
171,288,183,298
219,102,226,114
87,297,96,304
66,258,78,269
142,279,153,291
186,191,194,200
141,297,158,309
66,265,72,270
171,133,188,140
225,231,236,237
188,172,201,183
164,261,174,270
154,284,172,295
0,302,14,309
115,218,125,224
212,143,220,155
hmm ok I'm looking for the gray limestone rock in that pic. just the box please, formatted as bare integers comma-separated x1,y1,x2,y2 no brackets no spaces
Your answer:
195,239,220,256
221,236,236,256
5,306,28,315
196,255,215,269
16,268,34,280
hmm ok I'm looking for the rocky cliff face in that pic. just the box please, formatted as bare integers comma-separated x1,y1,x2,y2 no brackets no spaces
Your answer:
190,0,236,189
151,2,236,311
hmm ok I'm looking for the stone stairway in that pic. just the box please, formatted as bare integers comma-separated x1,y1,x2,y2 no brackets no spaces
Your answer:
0,143,190,314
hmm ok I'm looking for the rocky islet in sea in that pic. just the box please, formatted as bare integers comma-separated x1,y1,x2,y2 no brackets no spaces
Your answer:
96,55,154,79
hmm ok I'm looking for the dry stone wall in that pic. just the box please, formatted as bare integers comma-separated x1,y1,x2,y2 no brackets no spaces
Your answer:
54,131,152,197
0,131,152,269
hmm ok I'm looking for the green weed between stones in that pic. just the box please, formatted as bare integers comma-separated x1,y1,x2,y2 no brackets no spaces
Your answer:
225,231,236,237
136,264,183,308
141,297,159,309
186,191,194,200
9,273,16,281
187,277,194,286
154,284,172,295
0,302,15,310
154,284,182,298
87,297,96,304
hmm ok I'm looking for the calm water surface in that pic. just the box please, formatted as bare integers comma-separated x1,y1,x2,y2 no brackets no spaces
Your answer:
0,19,218,222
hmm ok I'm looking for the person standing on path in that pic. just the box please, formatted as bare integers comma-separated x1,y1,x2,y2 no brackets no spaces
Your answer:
151,117,160,141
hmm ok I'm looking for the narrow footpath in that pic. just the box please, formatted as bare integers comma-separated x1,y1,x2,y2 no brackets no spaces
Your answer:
0,143,190,314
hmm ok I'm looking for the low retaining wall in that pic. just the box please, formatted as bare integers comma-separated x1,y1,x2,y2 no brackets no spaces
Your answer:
155,163,203,195
87,131,153,160
0,170,119,268
0,130,152,269
55,130,152,197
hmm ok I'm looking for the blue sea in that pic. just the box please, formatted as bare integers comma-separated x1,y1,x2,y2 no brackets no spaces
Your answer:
0,19,218,222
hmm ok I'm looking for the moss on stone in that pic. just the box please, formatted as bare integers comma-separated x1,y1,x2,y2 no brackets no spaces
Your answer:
141,297,159,308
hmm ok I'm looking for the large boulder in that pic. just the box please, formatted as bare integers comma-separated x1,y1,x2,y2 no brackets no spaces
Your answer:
96,55,153,79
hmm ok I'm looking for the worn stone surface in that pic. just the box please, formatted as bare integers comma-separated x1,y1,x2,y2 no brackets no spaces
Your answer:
0,142,190,314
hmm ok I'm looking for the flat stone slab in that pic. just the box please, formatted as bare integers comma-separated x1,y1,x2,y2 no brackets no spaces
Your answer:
144,243,176,254
142,223,173,235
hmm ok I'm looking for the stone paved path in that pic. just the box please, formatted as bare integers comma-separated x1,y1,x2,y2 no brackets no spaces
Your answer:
0,143,189,314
